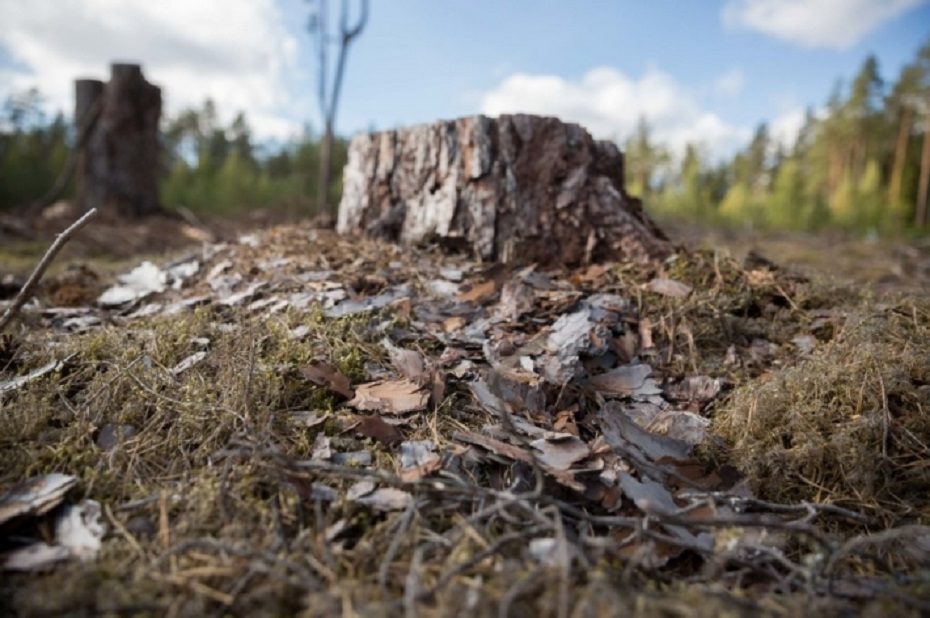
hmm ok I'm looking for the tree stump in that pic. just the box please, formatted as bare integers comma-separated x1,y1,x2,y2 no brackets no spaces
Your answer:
336,114,671,265
75,64,162,217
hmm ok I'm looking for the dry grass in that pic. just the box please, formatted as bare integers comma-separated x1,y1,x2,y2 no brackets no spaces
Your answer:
713,299,930,524
1,226,929,616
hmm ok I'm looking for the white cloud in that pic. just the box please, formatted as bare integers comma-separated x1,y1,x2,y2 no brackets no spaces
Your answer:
722,0,924,49
769,107,806,150
714,69,745,96
0,0,301,139
480,66,750,159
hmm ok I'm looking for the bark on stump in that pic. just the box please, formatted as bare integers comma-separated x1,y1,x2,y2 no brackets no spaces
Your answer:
336,114,671,265
75,64,162,217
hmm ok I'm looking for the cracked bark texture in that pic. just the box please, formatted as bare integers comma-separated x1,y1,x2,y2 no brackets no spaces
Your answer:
337,114,671,265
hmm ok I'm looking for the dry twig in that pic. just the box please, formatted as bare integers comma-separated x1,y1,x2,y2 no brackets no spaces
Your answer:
0,207,97,334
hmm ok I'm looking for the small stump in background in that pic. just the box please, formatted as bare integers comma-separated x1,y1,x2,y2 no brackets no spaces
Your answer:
75,63,162,218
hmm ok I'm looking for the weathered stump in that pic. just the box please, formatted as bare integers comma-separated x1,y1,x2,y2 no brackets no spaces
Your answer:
74,78,104,212
75,64,162,217
337,114,671,265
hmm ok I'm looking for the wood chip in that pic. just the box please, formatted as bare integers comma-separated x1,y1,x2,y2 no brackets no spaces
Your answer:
453,429,584,491
355,488,413,511
347,379,429,414
0,473,77,527
530,436,591,470
442,316,466,332
646,278,693,298
300,362,354,399
457,279,497,304
588,364,662,397
381,337,426,381
353,415,403,446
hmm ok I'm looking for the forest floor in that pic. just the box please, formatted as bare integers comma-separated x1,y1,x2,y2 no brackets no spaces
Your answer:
1,212,929,616
661,218,930,296
4,207,928,298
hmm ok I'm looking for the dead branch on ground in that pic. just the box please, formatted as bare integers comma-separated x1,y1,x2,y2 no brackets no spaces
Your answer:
0,207,97,334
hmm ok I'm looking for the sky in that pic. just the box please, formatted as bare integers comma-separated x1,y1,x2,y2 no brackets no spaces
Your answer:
1,0,929,159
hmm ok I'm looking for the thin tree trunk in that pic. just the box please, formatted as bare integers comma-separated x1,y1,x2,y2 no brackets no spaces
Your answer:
916,112,930,228
889,106,913,208
319,26,352,218
317,121,333,216
312,0,367,220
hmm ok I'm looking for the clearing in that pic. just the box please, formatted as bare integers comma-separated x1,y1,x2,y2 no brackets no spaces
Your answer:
1,219,929,616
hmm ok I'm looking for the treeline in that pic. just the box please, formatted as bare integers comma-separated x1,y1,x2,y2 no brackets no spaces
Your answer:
0,94,346,216
628,39,930,233
3,40,929,234
161,101,346,216
0,89,71,209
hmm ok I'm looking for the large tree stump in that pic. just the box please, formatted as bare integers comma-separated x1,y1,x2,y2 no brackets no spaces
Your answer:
75,64,162,217
337,114,671,265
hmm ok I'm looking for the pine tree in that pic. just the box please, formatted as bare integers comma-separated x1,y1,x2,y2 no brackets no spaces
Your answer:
767,158,805,229
913,41,930,227
623,117,669,198
886,63,921,221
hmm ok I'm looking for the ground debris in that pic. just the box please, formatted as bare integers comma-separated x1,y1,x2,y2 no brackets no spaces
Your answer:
97,260,167,306
646,277,693,298
0,356,69,394
0,474,77,526
299,361,354,399
1,223,927,615
1,475,105,572
588,363,663,398
353,415,403,446
381,336,426,382
347,379,429,414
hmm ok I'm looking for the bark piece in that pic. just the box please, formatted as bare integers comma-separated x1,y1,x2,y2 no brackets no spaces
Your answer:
353,415,403,446
588,364,662,398
300,362,354,399
381,337,426,382
337,114,671,266
530,435,591,471
0,474,76,527
453,429,584,491
355,488,413,512
646,278,693,298
347,379,429,414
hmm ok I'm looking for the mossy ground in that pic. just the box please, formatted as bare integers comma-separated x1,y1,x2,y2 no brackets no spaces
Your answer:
714,300,930,523
1,224,929,616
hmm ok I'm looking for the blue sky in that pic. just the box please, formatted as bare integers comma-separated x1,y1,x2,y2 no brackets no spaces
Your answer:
1,0,929,158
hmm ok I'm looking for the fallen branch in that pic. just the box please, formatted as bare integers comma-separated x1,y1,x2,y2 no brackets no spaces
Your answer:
0,207,97,334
